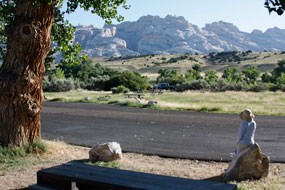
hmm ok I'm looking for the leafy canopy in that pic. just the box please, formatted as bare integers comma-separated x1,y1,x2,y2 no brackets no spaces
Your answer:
265,0,285,15
0,0,129,67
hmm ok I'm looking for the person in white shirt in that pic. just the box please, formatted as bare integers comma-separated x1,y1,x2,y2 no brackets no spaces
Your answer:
236,109,256,154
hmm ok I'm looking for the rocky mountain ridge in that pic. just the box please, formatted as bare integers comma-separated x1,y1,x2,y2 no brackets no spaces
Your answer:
74,15,285,57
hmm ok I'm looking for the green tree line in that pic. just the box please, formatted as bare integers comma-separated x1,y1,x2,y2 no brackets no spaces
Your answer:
44,59,285,93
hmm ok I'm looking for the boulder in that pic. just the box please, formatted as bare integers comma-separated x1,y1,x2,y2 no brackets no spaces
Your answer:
89,142,122,162
147,100,158,106
223,143,269,181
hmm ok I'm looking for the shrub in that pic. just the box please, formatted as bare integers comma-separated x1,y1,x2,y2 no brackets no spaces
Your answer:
43,78,75,92
23,140,48,154
106,71,150,91
85,76,110,91
225,82,248,91
214,79,228,92
113,85,130,94
249,83,269,92
176,80,209,92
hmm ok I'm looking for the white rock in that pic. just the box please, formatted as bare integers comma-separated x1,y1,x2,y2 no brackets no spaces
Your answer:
89,142,122,162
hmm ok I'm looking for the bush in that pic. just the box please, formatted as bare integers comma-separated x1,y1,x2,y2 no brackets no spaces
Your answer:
225,82,248,91
112,85,130,94
214,79,228,92
23,139,48,154
106,71,150,91
85,76,110,91
43,78,75,92
249,83,269,92
176,80,209,92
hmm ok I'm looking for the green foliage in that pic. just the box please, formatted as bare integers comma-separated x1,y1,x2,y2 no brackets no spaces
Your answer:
0,140,47,173
23,140,48,154
43,78,76,92
276,73,285,89
192,64,202,72
272,59,285,79
249,82,269,92
107,71,149,91
114,85,130,94
204,70,219,84
185,69,202,82
157,69,184,85
222,67,241,83
176,80,209,92
265,0,285,15
0,1,14,62
198,107,221,113
49,67,66,80
261,72,273,83
1,0,128,74
241,66,260,84
65,0,129,24
262,60,285,89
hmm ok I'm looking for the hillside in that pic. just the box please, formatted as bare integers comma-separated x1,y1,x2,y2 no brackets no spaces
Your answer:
92,51,285,79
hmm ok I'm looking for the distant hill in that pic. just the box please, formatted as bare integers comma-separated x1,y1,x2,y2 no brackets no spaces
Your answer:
92,51,285,80
74,15,285,57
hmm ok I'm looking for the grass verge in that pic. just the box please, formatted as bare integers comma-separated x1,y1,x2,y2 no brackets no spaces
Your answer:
44,90,285,116
0,140,47,175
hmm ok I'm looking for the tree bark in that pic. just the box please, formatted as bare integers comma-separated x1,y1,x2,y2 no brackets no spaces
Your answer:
0,0,55,147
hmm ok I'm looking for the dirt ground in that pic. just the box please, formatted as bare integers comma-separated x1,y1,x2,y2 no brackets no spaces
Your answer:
0,140,284,190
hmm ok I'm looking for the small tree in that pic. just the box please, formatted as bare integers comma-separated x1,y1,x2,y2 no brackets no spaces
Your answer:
222,67,241,83
204,70,219,84
192,64,202,72
157,69,184,85
276,73,285,88
272,60,285,80
242,66,260,84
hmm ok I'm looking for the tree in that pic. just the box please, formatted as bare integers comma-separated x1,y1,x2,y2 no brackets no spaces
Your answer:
184,69,202,82
272,60,285,79
192,64,202,72
157,69,184,85
242,66,260,84
0,0,128,147
222,67,241,83
106,71,149,91
265,0,285,15
204,70,219,84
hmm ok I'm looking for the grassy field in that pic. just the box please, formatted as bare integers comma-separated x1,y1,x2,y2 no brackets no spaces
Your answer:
44,90,285,116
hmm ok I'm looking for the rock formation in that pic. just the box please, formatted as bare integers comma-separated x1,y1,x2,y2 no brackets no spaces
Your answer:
89,142,123,162
223,143,270,182
73,15,285,57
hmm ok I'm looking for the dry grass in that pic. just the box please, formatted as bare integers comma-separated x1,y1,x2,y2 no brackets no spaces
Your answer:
0,140,284,190
154,91,285,116
95,52,285,76
44,90,285,116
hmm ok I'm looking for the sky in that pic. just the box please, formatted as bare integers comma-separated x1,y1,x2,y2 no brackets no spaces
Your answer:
64,0,285,33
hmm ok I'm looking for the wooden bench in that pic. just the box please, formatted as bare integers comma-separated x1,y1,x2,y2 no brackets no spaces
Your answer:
30,161,237,190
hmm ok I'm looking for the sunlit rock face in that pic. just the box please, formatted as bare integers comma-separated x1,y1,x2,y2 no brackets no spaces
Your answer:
74,15,285,57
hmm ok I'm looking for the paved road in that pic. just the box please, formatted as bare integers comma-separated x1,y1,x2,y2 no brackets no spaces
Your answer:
41,102,285,163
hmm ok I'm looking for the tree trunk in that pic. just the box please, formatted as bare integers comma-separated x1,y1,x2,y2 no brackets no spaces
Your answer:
0,0,55,147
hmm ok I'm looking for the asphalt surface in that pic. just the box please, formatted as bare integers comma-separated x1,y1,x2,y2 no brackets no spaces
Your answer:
41,102,285,163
